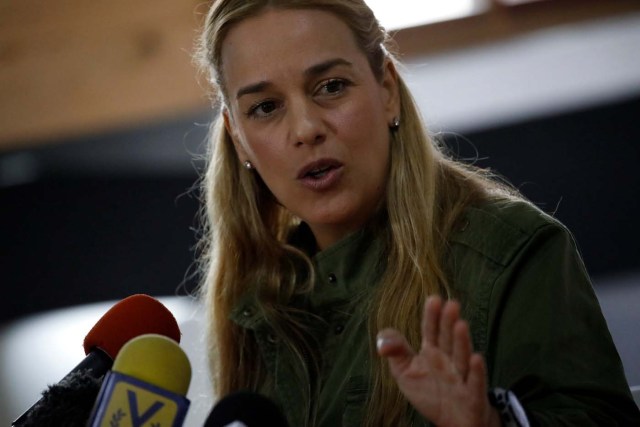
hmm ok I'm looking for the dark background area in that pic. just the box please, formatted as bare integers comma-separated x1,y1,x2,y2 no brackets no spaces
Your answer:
1,95,639,326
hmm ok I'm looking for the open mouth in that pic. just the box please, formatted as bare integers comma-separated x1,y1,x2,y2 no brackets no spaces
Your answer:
297,159,342,180
297,159,344,190
305,165,334,179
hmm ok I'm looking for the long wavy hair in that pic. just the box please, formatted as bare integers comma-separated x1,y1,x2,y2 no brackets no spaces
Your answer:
195,0,517,425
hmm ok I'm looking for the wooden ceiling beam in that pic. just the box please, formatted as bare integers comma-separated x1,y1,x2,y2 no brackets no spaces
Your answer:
392,0,640,58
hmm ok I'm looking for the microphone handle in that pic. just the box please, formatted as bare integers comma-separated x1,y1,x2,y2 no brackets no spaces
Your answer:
61,348,113,381
12,348,112,426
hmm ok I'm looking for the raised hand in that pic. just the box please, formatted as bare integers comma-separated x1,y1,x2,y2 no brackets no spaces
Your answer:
376,296,500,427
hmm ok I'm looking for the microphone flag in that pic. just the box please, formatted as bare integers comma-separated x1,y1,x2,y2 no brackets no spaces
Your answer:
88,333,191,427
90,371,189,427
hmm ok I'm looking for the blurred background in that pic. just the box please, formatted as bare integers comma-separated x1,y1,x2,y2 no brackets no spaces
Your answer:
1,0,639,424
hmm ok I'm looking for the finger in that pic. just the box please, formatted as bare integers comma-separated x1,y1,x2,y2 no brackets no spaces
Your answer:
467,353,488,411
422,295,442,349
452,319,472,381
437,300,460,356
377,328,417,377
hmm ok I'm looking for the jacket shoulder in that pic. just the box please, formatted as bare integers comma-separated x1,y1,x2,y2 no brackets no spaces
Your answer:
449,198,564,268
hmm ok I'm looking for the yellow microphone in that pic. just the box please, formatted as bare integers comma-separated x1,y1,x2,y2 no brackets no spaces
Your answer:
87,334,192,427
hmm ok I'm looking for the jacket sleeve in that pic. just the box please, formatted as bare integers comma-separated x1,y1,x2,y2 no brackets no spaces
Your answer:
484,222,640,426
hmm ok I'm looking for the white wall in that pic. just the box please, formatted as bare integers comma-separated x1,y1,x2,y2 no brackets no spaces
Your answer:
402,12,640,133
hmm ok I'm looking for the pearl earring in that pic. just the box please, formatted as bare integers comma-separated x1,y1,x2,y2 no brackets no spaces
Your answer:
390,116,400,130
243,161,253,170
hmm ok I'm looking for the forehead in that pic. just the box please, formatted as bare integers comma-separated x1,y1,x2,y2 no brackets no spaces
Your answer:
220,8,365,92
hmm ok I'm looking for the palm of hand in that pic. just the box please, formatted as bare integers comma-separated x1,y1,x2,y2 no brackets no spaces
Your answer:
377,297,495,427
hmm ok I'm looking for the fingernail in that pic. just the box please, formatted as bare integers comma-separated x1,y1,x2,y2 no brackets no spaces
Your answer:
376,335,388,350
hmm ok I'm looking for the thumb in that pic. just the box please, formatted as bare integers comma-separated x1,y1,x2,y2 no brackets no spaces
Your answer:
377,328,416,375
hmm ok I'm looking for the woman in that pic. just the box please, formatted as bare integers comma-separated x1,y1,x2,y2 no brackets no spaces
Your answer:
195,1,640,425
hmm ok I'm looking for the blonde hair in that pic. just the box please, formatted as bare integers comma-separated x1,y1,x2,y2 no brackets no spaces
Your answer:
195,0,517,425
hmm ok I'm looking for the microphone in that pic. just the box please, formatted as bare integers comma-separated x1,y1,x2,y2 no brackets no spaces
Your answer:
11,370,103,427
87,333,192,427
204,391,290,427
12,294,181,426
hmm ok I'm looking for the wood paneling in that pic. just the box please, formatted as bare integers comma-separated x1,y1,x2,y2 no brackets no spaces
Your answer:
393,0,640,57
0,0,211,150
1,0,638,151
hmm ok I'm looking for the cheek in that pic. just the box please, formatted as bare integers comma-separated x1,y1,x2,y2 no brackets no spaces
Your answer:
339,86,388,128
332,99,390,152
237,126,285,165
241,138,293,196
335,97,374,127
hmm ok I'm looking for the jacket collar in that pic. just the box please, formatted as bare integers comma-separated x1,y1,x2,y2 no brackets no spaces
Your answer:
229,223,387,327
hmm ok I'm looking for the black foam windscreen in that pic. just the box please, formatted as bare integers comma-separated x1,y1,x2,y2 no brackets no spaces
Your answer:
19,369,102,427
204,391,289,427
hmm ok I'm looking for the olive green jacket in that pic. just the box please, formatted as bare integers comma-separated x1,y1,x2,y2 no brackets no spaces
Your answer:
230,200,640,426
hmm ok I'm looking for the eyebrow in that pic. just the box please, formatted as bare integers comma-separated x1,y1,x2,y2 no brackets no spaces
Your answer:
236,81,271,100
304,57,353,78
235,58,353,100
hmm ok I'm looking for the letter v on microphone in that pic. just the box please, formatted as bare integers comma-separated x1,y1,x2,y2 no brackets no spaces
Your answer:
95,373,183,426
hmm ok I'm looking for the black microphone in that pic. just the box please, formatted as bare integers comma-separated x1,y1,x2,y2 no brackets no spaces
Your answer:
204,391,290,427
13,370,103,427
12,294,181,426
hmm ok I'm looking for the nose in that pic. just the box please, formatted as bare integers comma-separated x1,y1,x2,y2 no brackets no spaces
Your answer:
288,99,326,147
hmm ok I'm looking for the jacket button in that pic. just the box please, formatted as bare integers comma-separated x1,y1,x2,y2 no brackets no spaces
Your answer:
242,308,253,317
328,273,337,283
334,324,344,335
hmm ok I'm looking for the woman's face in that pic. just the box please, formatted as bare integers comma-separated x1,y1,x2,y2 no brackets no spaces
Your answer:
221,8,399,250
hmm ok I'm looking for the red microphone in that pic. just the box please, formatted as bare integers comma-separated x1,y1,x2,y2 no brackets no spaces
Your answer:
82,293,181,358
12,294,181,426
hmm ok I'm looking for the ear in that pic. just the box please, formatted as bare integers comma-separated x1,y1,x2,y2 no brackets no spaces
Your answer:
223,108,249,162
380,59,401,125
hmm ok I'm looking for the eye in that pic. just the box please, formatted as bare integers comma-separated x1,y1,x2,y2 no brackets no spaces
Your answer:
246,99,280,119
316,78,350,96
